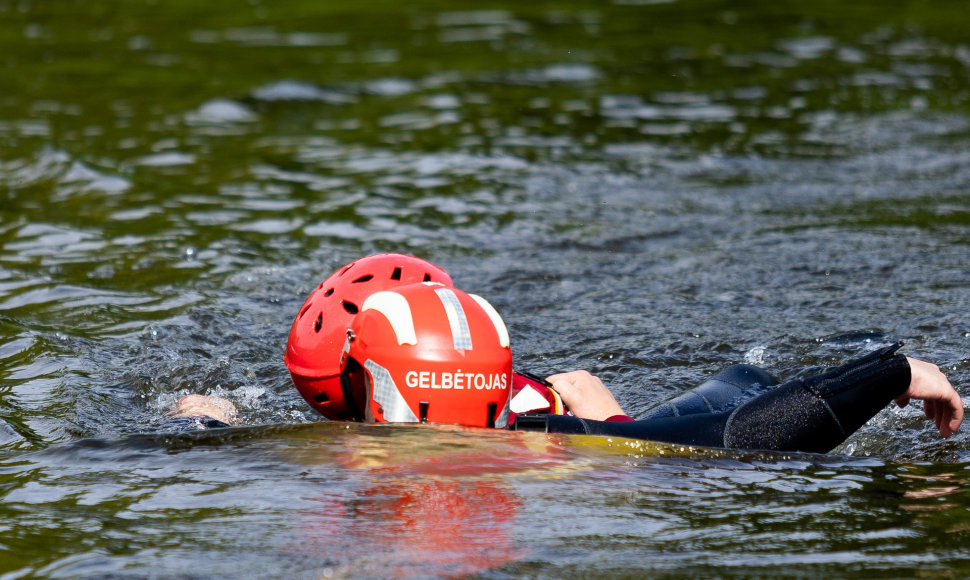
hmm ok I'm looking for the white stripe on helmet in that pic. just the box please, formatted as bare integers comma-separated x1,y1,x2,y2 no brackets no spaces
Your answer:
435,288,473,351
361,291,417,345
495,395,510,428
469,294,510,348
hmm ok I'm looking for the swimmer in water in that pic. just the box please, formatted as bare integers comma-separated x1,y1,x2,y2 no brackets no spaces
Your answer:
554,361,962,435
547,354,963,452
167,394,238,428
174,253,963,452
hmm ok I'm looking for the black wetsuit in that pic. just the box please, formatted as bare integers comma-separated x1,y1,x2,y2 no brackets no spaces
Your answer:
144,415,232,433
512,343,911,454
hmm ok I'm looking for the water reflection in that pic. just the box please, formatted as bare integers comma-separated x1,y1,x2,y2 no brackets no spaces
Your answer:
2,422,970,576
289,427,552,577
899,469,967,509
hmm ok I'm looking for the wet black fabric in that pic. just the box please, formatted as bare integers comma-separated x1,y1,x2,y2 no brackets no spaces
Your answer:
512,343,912,453
142,415,232,433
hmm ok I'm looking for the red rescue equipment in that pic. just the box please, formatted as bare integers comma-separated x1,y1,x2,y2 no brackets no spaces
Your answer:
285,254,453,419
340,282,513,428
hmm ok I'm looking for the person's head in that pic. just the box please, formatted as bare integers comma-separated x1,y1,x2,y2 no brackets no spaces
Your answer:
340,282,512,428
285,254,453,420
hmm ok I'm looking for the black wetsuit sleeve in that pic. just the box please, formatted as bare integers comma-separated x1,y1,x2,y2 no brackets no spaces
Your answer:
512,343,912,453
141,416,232,433
723,342,910,452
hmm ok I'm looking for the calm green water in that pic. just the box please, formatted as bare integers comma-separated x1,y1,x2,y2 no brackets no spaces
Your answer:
3,0,970,577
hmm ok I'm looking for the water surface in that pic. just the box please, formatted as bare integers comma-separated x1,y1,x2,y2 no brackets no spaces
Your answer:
3,0,970,577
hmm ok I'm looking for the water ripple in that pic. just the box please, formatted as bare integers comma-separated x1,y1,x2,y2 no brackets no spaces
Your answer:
3,2,970,574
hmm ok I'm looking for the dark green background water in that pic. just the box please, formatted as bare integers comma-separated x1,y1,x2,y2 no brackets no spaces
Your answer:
3,0,970,577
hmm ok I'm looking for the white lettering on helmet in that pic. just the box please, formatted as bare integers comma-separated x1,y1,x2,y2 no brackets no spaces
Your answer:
402,371,509,392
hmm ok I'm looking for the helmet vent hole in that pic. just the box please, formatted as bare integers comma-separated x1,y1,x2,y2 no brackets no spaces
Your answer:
342,301,359,315
313,392,329,403
353,275,373,284
423,273,432,281
298,302,313,319
391,267,402,280
324,288,334,297
314,313,323,332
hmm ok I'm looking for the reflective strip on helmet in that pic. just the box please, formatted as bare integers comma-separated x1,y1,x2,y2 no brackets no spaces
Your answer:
495,396,510,428
361,291,417,345
365,359,418,423
435,288,473,351
469,294,510,348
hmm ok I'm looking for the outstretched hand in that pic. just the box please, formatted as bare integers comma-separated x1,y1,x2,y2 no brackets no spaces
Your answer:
895,358,964,438
545,370,626,421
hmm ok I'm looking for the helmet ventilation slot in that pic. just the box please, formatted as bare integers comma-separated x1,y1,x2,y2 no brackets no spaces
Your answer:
314,313,323,332
353,275,373,283
391,267,402,280
298,302,313,319
341,301,359,315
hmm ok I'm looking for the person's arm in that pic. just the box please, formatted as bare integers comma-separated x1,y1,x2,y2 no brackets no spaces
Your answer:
545,370,626,421
546,355,963,438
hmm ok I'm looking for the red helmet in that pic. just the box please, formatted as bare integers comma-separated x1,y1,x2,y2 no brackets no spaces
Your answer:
285,254,453,419
340,282,512,428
